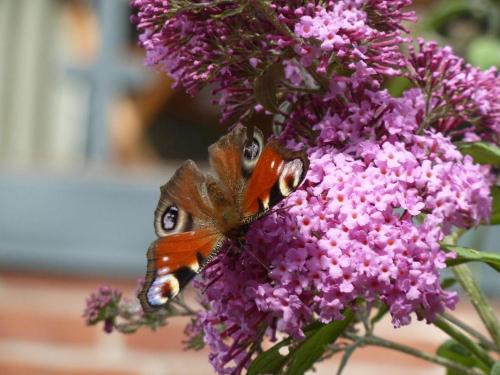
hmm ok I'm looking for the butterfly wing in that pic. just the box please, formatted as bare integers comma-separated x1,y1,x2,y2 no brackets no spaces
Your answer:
208,124,309,223
154,160,214,236
139,160,225,312
208,124,265,195
140,126,309,311
241,140,309,220
140,230,224,310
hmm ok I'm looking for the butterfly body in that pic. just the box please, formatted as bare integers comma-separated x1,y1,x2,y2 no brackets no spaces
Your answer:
205,179,241,234
139,125,308,312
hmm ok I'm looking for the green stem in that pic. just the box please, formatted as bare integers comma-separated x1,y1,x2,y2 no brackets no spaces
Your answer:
441,228,466,246
433,316,495,371
440,312,499,353
452,264,500,349
351,334,484,375
442,229,500,349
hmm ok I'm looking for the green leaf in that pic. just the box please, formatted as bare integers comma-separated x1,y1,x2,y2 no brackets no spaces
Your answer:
284,309,354,375
247,337,292,375
247,321,324,375
437,339,479,375
492,186,500,225
442,244,500,273
457,142,500,166
491,361,500,375
253,62,283,113
248,314,354,375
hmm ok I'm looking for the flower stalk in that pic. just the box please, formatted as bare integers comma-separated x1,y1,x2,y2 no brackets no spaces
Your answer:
440,312,499,353
443,229,500,349
348,333,485,375
433,316,495,371
452,265,500,349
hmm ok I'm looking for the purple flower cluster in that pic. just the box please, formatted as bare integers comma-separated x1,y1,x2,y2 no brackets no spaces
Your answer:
130,1,498,374
83,286,122,333
130,0,414,120
187,37,495,373
130,0,237,95
195,126,491,373
130,0,295,119
294,1,414,78
407,39,500,143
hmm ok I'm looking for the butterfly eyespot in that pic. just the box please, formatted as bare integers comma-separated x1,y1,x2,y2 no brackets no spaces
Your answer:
155,203,191,236
243,141,260,161
241,130,264,175
162,205,179,231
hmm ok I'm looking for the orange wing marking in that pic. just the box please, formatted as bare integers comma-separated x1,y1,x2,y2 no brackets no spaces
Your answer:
154,229,222,273
242,144,284,216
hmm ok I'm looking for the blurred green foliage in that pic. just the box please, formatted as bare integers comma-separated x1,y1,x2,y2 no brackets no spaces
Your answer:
419,0,500,68
386,0,500,97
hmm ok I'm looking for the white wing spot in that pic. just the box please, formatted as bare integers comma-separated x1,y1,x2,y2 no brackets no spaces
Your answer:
147,274,180,306
157,267,170,275
279,159,304,196
190,262,200,273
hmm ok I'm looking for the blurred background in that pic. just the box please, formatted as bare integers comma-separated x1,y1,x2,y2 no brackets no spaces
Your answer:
0,0,498,374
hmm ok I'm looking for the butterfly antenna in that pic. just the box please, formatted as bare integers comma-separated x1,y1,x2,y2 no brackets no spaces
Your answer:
201,271,224,295
245,247,271,273
268,204,294,216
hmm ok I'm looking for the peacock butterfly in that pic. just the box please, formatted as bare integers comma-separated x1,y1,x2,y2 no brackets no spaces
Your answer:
138,125,309,312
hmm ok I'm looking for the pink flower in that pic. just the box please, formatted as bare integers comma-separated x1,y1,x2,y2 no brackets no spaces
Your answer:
294,1,412,79
407,39,500,143
83,286,122,333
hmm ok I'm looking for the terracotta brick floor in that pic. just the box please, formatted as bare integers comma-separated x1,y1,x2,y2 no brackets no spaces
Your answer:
0,270,497,375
